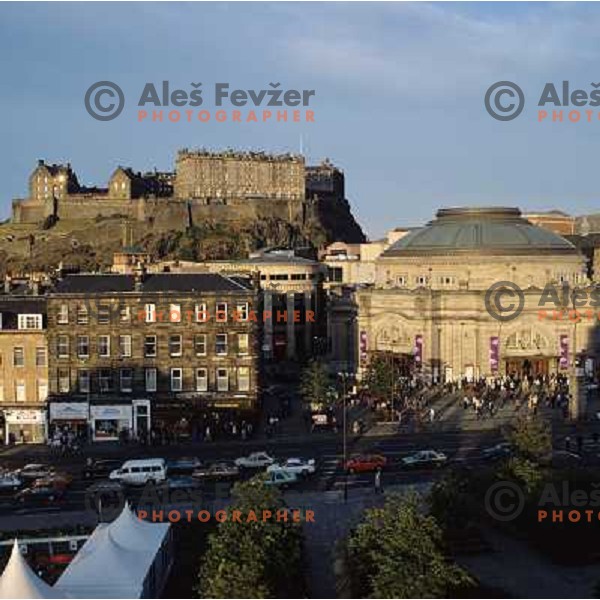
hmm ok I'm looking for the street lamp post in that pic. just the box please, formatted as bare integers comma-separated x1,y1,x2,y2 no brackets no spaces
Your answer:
338,371,351,502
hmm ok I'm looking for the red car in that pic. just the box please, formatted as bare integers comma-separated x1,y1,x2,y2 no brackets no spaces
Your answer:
344,454,387,474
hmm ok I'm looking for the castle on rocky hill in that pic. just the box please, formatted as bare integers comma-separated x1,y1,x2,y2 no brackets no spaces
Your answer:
10,148,364,243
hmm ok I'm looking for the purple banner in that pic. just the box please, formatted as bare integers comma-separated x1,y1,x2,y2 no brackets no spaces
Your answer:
360,331,368,363
490,336,499,373
559,334,569,370
414,334,423,365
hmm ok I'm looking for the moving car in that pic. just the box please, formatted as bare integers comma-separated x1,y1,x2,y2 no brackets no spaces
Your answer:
0,472,22,492
83,459,123,480
192,462,240,480
234,452,275,469
14,485,66,507
166,457,203,475
267,458,316,477
32,472,73,491
401,450,448,469
480,442,513,462
263,470,298,488
15,464,54,481
345,454,387,474
109,458,167,485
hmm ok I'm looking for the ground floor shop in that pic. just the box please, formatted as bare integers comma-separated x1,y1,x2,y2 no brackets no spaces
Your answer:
48,398,152,443
2,407,46,444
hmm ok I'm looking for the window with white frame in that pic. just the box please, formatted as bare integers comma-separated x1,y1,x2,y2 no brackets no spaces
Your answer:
120,368,133,393
58,335,69,358
169,303,181,323
18,314,43,330
57,304,69,324
145,303,156,323
97,305,110,324
235,302,249,321
58,369,70,393
216,368,229,392
216,333,228,355
238,333,249,355
119,335,132,358
13,347,24,367
36,347,46,367
196,368,208,392
78,369,90,393
98,335,110,358
169,334,182,357
119,305,131,322
216,302,228,322
15,381,26,402
238,366,250,391
37,380,48,402
195,303,207,323
145,368,157,392
77,336,89,358
76,305,88,325
144,335,157,357
195,334,207,356
99,369,112,393
171,368,183,392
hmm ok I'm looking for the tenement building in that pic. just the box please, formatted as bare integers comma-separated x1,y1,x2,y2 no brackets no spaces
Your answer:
0,290,48,444
331,207,599,417
149,248,327,360
46,271,259,442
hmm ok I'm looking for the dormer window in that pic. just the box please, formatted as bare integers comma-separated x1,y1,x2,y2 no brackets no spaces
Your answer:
18,314,42,330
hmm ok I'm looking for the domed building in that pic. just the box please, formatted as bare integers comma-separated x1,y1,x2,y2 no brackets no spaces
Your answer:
330,207,598,416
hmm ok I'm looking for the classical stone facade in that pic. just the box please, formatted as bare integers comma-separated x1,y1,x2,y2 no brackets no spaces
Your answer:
330,207,599,416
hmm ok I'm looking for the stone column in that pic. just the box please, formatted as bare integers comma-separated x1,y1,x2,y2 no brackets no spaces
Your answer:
264,291,273,359
286,292,296,359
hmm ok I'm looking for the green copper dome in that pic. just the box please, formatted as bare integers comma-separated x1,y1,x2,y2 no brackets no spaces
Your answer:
382,207,578,257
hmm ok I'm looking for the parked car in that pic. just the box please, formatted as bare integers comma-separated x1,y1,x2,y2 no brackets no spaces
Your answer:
32,472,73,491
480,442,513,462
401,450,448,469
14,485,65,507
345,454,387,474
263,470,298,488
83,459,123,480
192,462,240,480
267,458,316,477
162,476,202,491
0,473,23,492
109,458,167,485
234,452,275,469
166,457,203,475
15,464,54,481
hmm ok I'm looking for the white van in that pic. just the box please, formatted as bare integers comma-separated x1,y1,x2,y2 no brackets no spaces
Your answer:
108,458,167,485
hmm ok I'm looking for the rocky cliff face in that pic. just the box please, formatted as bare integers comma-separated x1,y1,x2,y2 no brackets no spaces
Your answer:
0,199,365,274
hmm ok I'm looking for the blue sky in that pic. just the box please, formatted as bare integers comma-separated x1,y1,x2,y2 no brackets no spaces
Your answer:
1,1,600,238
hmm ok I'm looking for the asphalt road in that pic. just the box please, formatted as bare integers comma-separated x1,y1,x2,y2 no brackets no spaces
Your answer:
0,429,505,520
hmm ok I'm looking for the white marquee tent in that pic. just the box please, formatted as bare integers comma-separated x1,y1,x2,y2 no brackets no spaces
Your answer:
55,504,172,598
0,540,65,599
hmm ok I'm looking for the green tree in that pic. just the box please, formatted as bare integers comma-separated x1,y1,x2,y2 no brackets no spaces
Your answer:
197,477,305,598
300,359,334,411
507,416,552,462
346,494,473,598
363,353,395,403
